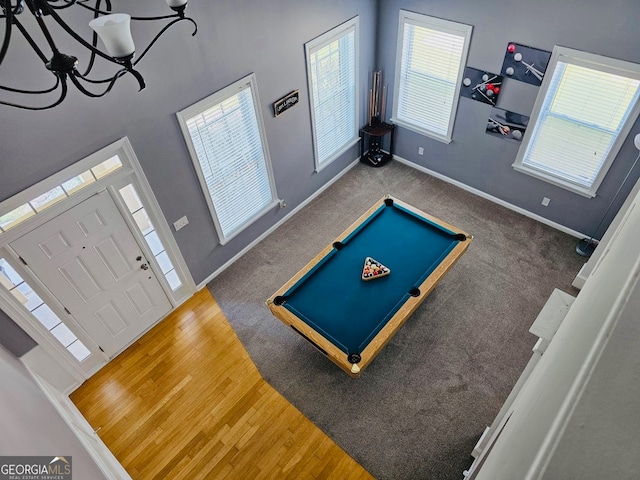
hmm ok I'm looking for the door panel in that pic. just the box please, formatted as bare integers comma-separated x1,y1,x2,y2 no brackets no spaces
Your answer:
59,257,103,301
11,191,171,358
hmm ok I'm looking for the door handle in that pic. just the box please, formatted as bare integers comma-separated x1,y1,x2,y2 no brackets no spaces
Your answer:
140,263,149,270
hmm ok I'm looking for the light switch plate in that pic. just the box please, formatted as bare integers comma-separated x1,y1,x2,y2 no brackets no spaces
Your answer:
174,215,189,231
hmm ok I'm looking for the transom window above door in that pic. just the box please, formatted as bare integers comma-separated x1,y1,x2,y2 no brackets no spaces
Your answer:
0,156,122,233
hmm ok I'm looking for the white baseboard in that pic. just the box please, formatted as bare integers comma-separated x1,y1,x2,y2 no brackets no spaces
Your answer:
197,158,361,289
25,363,132,480
393,155,589,239
21,345,82,395
198,155,589,290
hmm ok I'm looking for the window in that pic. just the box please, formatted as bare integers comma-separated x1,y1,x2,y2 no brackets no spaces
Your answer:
305,17,359,170
514,47,640,197
0,258,91,362
177,74,278,245
392,11,472,143
0,155,121,233
119,184,183,291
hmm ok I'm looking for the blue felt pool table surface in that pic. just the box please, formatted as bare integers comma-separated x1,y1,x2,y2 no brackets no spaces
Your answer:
266,196,471,376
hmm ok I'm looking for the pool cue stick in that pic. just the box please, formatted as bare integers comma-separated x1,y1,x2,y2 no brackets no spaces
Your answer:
373,71,381,120
472,75,498,91
381,85,387,123
522,61,544,81
476,88,495,105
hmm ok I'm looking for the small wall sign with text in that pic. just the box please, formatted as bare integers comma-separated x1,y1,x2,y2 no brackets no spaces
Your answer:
273,90,299,117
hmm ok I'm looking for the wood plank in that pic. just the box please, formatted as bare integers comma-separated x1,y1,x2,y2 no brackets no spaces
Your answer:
70,288,373,479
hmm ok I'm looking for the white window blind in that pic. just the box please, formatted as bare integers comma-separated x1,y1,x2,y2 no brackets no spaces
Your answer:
306,17,359,170
177,74,277,244
392,11,472,143
514,47,640,196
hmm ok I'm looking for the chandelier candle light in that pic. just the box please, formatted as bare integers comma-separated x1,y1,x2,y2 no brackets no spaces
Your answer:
0,0,198,110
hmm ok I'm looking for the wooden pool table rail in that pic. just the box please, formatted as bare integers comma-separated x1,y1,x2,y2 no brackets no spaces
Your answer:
265,195,472,377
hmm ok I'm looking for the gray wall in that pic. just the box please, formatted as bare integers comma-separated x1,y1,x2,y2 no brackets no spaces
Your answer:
0,308,36,357
0,345,107,478
0,1,376,354
2,0,640,355
0,0,377,286
377,0,640,236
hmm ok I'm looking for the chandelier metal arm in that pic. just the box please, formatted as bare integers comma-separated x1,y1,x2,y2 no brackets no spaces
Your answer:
13,13,49,63
0,73,68,110
133,16,197,66
68,68,126,97
0,0,13,64
74,61,145,90
46,0,78,9
77,0,106,77
71,0,181,21
31,2,66,55
0,0,198,110
43,3,123,66
0,74,59,93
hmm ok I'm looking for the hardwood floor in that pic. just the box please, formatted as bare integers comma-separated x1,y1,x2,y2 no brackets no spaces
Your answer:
71,288,374,480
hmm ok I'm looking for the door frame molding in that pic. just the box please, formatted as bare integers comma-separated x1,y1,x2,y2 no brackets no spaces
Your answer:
0,137,196,389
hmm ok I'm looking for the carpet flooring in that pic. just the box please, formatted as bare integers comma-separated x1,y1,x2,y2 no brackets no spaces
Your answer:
207,160,585,479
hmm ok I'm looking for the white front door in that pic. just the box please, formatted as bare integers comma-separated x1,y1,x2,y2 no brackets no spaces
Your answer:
11,191,171,358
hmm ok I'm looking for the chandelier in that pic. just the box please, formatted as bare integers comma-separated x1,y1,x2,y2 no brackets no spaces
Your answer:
0,0,197,110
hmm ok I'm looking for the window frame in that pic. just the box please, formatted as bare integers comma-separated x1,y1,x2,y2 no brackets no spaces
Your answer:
176,73,279,245
0,137,196,382
513,46,640,197
391,10,472,144
305,16,360,172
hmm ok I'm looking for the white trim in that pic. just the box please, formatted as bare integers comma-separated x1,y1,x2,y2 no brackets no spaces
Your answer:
393,155,589,239
525,219,640,479
314,138,360,173
512,46,640,197
24,362,132,480
571,263,589,290
0,280,87,386
197,157,360,289
176,73,279,246
118,140,197,298
305,16,360,171
0,142,126,220
0,137,195,386
0,137,195,304
0,170,133,246
1,246,106,375
392,10,472,144
390,117,453,145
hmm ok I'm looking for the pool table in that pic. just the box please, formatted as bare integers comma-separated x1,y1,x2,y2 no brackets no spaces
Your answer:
265,196,472,377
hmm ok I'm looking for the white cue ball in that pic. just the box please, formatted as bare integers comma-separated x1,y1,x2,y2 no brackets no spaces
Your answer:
463,77,471,87
514,53,522,62
506,67,515,76
486,90,494,97
482,74,489,81
512,130,523,140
